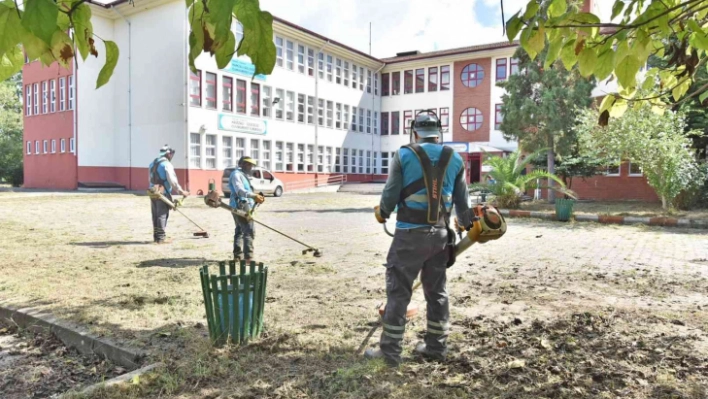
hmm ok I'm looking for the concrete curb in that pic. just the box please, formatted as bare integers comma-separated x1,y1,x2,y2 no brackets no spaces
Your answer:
59,362,165,398
0,301,146,369
500,209,708,229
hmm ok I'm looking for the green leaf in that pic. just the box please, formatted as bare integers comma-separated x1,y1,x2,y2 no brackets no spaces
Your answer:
57,12,70,31
615,41,629,67
21,0,58,45
560,38,577,70
73,3,93,60
188,1,205,67
609,98,627,118
595,48,615,81
672,79,691,101
0,44,23,81
525,24,545,60
548,0,566,18
699,90,708,104
186,0,195,6
523,0,539,20
544,35,563,69
690,32,708,52
234,1,276,76
215,30,235,69
50,30,73,67
21,28,50,61
208,0,236,49
96,40,119,89
688,19,701,33
611,0,625,20
642,72,656,91
599,95,616,114
578,48,597,77
0,3,24,55
615,55,641,88
506,12,522,42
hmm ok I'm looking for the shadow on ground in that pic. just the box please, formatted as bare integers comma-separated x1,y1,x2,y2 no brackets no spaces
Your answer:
136,258,215,269
71,241,152,248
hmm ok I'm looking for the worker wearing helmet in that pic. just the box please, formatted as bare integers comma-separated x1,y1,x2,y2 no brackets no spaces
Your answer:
230,156,266,262
148,144,189,244
366,112,473,366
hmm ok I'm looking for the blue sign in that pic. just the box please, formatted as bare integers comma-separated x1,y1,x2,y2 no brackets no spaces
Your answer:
222,59,267,81
442,142,469,153
218,114,268,135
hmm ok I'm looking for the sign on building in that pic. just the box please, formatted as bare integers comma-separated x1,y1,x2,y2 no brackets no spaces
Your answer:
222,59,267,81
218,114,268,135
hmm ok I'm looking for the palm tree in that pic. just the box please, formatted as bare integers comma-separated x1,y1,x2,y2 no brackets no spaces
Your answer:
473,149,575,209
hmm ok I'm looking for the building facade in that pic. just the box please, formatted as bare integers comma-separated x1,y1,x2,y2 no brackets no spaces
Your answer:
21,0,657,200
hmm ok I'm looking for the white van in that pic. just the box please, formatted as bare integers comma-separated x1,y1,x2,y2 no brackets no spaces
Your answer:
222,167,284,197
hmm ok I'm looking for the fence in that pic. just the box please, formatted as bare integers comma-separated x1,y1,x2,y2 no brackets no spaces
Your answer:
284,174,347,192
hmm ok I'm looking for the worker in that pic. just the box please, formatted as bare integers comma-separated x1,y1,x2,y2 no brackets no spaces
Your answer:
230,156,265,262
367,113,473,366
148,144,189,244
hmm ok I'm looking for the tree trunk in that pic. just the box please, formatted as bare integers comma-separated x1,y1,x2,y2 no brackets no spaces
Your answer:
547,139,556,204
661,195,667,210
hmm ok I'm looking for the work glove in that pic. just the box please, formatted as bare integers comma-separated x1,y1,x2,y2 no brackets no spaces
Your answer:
174,198,184,208
254,194,266,204
454,217,466,234
374,206,386,224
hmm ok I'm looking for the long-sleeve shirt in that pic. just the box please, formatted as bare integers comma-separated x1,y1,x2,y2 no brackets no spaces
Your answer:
148,158,184,195
380,150,472,229
229,168,257,208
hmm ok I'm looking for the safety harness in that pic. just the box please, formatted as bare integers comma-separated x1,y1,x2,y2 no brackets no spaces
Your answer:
150,157,168,186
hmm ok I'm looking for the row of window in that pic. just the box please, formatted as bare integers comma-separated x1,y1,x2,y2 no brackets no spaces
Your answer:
25,76,75,116
379,105,504,134
274,35,379,95
606,161,642,177
26,138,75,155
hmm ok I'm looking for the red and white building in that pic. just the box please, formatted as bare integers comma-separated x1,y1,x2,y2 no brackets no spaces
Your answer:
21,0,657,200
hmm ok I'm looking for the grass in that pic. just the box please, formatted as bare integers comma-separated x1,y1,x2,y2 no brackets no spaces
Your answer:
520,200,708,220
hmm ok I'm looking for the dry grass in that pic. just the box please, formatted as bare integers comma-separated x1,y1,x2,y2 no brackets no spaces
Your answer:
521,200,708,220
0,192,706,398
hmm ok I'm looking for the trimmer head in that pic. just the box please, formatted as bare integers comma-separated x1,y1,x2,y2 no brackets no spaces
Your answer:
302,248,323,257
193,231,209,238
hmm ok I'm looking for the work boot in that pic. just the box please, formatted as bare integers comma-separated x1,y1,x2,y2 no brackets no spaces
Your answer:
155,238,173,245
414,343,447,361
364,348,399,367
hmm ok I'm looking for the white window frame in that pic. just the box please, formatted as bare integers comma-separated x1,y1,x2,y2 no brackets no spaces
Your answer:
326,147,333,173
326,54,333,82
59,77,66,111
68,76,74,110
275,36,284,67
352,63,358,89
70,137,75,154
316,145,323,172
235,137,245,161
35,140,39,154
628,161,643,177
250,139,261,166
275,88,285,120
351,106,357,131
318,52,325,79
326,100,333,128
343,105,350,130
367,69,372,93
366,109,371,134
275,141,284,171
606,161,621,177
297,93,305,123
344,61,350,86
51,139,56,154
262,86,272,118
205,134,217,169
381,152,390,174
286,91,295,122
297,44,305,74
26,141,31,155
359,66,365,90
375,73,379,95
335,148,341,173
43,140,48,154
61,138,66,153
42,81,48,113
307,96,315,125
335,58,342,84
359,149,364,173
335,103,342,129
222,136,233,168
344,148,350,174
262,140,272,171
33,83,39,114
286,142,294,171
358,108,364,133
189,133,202,168
286,40,294,71
25,85,31,116
307,48,315,76
50,80,56,113
297,143,305,172
374,111,378,135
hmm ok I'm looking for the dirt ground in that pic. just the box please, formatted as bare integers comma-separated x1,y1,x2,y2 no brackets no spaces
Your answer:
520,200,708,220
0,191,707,398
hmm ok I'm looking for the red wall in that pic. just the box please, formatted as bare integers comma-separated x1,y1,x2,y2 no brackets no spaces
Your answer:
453,58,492,143
22,62,76,189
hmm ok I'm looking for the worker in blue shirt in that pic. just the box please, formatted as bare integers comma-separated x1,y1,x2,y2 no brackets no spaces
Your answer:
148,145,189,244
230,156,265,262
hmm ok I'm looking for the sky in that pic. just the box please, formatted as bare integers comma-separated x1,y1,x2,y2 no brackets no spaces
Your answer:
260,0,614,59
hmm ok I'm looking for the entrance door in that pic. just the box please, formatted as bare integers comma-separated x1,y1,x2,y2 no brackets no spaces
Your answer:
470,159,481,183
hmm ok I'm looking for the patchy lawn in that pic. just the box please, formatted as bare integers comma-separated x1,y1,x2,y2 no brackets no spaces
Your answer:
521,200,708,220
0,192,706,398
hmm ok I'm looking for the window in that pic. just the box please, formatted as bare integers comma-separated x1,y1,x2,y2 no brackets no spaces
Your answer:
50,80,56,112
33,83,39,114
366,151,371,174
367,69,372,93
381,112,389,135
343,105,350,130
440,66,450,90
373,152,378,174
344,61,350,86
392,71,401,94
629,161,642,176
374,111,378,135
461,63,484,87
42,81,47,113
336,103,342,129
250,83,260,116
391,111,400,135
359,149,364,173
318,99,324,126
26,141,31,155
275,141,284,171
275,88,284,119
297,144,305,172
316,145,323,172
318,52,325,79
189,133,201,167
495,104,503,130
205,134,216,168
51,139,56,153
235,138,245,160
375,72,379,95
366,109,371,133
440,107,449,128
460,108,483,131
606,161,620,176
262,141,272,170
189,70,201,106
404,70,413,94
57,78,65,112
404,110,413,134
286,143,294,171
236,79,246,114
335,58,342,84
352,63,358,89
35,140,39,154
275,37,284,67
66,76,74,111
251,139,260,165
307,48,315,76
43,140,48,153
496,58,508,81
510,58,519,75
263,170,273,181
359,67,365,90
307,96,314,124
382,73,390,96
335,148,341,173
223,76,233,112
222,137,233,167
262,86,272,118
358,108,364,132
286,91,295,122
297,94,305,123
327,55,333,82
428,67,438,92
352,106,358,131
24,53,28,64
205,72,217,109
350,149,356,173
298,44,305,74
25,85,31,116
69,137,75,153
343,148,349,173
326,101,333,128
286,40,294,70
381,152,389,174
326,147,333,173
415,69,425,93
60,139,66,153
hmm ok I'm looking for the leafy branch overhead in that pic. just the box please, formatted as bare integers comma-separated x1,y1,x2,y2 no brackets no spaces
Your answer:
0,0,275,88
505,0,708,124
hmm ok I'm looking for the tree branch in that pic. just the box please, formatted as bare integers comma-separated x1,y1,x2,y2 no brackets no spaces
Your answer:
672,82,708,107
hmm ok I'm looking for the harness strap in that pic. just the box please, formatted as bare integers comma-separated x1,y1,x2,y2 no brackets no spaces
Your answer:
150,158,167,186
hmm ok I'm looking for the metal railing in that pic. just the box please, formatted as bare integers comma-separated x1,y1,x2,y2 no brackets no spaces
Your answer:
284,174,347,192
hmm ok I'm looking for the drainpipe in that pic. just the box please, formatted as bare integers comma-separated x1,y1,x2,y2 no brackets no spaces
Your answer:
183,7,189,191
112,6,132,190
371,62,385,181
314,40,329,186
73,49,78,189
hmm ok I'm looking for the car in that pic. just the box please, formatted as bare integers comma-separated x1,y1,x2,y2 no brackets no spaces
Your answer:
222,166,284,198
